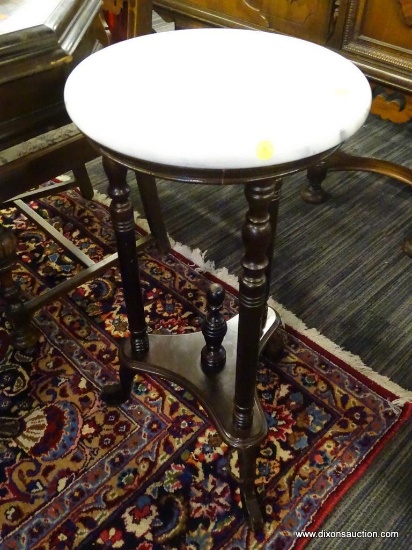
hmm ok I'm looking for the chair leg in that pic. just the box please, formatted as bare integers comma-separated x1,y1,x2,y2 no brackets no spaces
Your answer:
302,150,412,257
72,165,94,200
0,225,38,349
301,161,328,204
135,171,170,253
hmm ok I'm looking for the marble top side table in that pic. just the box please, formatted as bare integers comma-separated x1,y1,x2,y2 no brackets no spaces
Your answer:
64,28,371,529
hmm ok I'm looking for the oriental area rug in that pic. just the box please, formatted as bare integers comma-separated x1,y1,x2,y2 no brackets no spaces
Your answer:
0,187,411,550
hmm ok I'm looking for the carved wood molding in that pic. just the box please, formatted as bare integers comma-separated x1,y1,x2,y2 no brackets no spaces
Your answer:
343,0,412,64
344,41,412,71
371,84,412,123
340,0,412,92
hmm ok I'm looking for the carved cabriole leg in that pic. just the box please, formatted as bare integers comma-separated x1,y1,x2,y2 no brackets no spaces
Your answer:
233,178,275,432
0,226,38,350
301,160,328,204
101,157,149,405
238,445,263,531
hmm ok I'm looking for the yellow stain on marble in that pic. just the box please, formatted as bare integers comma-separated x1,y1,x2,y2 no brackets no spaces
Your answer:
256,140,274,160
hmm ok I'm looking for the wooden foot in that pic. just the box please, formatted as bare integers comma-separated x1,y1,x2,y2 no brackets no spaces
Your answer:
101,382,132,406
0,417,21,438
101,362,135,405
242,490,264,532
0,226,38,350
262,329,285,361
301,162,328,204
11,322,39,351
402,236,412,257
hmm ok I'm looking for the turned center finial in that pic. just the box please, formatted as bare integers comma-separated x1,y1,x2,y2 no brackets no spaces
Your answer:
201,283,227,375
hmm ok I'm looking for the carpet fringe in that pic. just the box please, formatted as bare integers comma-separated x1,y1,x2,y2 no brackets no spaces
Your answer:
267,299,412,406
92,190,112,207
91,189,412,405
169,240,412,405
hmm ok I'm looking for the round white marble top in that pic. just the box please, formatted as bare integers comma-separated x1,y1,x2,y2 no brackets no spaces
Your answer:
64,29,371,170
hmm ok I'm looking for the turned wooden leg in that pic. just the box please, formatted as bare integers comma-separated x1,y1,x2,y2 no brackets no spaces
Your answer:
301,161,328,204
0,225,38,349
231,178,277,528
134,171,170,253
101,158,149,404
233,178,276,431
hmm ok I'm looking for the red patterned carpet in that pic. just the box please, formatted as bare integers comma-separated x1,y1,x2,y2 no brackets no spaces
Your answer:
0,188,410,549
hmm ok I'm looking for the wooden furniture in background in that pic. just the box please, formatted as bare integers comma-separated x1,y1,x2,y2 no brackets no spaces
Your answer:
153,0,412,95
303,0,412,256
103,0,153,43
334,0,412,94
0,126,97,349
0,0,103,351
154,0,340,43
0,122,170,351
149,0,412,256
0,0,172,353
0,0,103,149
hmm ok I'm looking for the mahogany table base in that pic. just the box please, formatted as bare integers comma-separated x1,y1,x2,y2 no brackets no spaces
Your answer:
103,309,281,529
97,146,337,529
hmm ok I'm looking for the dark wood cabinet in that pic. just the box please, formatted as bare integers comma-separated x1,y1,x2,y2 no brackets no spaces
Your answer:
0,0,103,148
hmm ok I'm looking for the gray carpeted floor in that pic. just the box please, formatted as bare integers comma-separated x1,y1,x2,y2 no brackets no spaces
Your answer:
88,12,411,547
